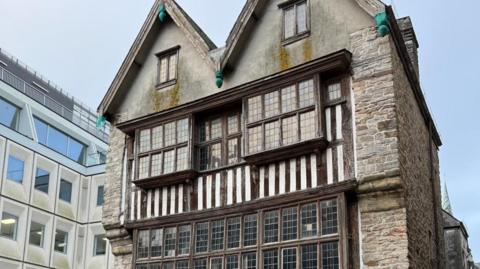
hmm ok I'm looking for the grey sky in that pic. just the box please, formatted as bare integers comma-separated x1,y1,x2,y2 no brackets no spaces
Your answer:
0,0,478,259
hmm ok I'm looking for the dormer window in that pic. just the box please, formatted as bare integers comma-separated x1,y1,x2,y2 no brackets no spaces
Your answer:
281,0,309,43
156,46,179,88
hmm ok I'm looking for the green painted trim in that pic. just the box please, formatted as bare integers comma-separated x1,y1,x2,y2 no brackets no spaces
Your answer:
374,12,390,37
215,70,224,88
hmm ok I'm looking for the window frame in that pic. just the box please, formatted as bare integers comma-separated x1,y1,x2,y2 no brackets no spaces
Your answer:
134,116,193,184
29,221,45,247
6,155,25,184
54,229,69,254
156,46,180,89
96,185,105,206
244,76,322,158
0,212,18,240
58,179,73,203
196,111,242,172
93,234,107,256
132,194,345,268
0,96,20,129
279,0,311,45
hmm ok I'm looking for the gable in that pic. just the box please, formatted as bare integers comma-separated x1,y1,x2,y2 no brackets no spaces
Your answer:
222,0,375,89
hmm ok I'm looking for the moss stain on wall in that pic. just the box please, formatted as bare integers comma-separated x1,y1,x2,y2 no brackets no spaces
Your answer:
279,46,290,71
303,39,313,62
151,82,181,112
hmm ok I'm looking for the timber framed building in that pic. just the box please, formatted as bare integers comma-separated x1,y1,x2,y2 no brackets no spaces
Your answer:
99,0,445,268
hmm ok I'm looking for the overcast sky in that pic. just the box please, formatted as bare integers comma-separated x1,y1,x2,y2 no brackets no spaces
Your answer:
1,0,479,259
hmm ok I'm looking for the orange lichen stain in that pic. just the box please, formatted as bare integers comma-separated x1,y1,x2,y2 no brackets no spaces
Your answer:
169,83,180,107
151,82,181,112
279,46,290,71
303,39,312,62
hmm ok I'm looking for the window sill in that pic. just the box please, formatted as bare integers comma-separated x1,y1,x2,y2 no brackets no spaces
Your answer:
155,80,177,91
243,137,327,166
133,169,197,189
282,31,311,46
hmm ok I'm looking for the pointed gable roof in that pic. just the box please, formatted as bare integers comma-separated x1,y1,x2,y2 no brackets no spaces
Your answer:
99,0,387,117
98,0,217,118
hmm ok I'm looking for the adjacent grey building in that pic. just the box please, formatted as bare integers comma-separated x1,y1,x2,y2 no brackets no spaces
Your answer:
0,48,113,269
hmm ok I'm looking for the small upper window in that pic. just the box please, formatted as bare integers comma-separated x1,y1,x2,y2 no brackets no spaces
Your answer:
157,47,179,87
0,97,19,129
59,179,73,203
7,155,24,184
96,185,104,206
35,168,50,194
282,1,309,41
93,234,107,256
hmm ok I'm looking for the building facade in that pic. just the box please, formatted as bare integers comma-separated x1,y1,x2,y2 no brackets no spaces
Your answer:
0,49,114,269
99,0,444,268
443,210,475,269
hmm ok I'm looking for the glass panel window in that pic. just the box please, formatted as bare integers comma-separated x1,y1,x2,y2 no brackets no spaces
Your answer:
177,261,189,269
300,111,316,141
199,146,209,171
248,126,262,154
163,150,175,174
248,96,262,123
264,90,280,118
226,255,239,269
0,212,18,240
243,252,257,269
301,203,317,238
211,257,223,269
68,138,85,163
328,83,341,101
163,227,176,257
7,156,24,183
227,217,241,249
94,234,107,256
0,97,19,128
176,146,188,171
243,214,257,246
264,210,279,243
34,168,50,194
152,126,163,150
281,86,297,113
264,121,280,150
296,2,308,33
59,179,72,203
211,118,222,140
321,200,338,235
284,7,295,39
164,122,176,147
195,259,207,269
168,54,177,81
211,219,224,251
138,156,150,179
29,221,44,247
34,118,48,144
137,264,149,269
302,244,317,269
140,129,150,152
177,118,189,143
96,185,104,206
151,153,163,177
227,138,239,165
210,143,222,169
151,229,163,257
263,249,279,269
299,79,315,108
199,121,209,142
48,127,68,155
54,230,68,254
137,230,149,258
227,115,239,135
195,222,209,253
282,248,297,269
282,116,298,145
282,207,297,241
178,225,191,255
158,50,178,84
321,242,339,269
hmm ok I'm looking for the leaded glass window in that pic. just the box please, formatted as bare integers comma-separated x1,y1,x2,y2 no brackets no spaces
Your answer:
137,230,149,258
227,217,241,249
178,225,191,255
264,211,279,243
244,214,257,246
282,1,309,40
265,121,280,150
328,83,341,101
211,257,223,269
321,200,338,235
226,255,239,269
302,244,317,269
263,249,278,269
301,203,317,238
163,227,176,257
151,229,163,257
196,222,209,253
243,253,257,269
211,219,225,251
322,242,339,269
157,49,178,85
282,248,297,269
282,207,297,241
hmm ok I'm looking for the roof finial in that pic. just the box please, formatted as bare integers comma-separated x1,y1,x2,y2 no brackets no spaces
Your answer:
442,181,453,214
158,3,167,22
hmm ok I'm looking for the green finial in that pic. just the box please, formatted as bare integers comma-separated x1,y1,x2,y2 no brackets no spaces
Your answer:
96,116,106,129
215,70,224,88
374,12,390,37
442,181,453,214
158,4,167,22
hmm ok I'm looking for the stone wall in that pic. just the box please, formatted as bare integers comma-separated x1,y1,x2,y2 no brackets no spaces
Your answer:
393,29,445,268
102,126,133,267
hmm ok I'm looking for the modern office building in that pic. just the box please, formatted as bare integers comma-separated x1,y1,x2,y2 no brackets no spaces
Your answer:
100,0,445,268
0,48,113,269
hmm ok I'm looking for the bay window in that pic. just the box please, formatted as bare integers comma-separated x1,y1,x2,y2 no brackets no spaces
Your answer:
245,78,319,155
136,118,190,180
